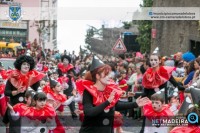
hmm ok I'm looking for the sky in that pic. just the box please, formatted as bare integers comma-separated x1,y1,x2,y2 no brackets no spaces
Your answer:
57,0,142,55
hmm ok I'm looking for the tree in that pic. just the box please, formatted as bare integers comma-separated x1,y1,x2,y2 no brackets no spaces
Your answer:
122,21,132,29
85,26,103,52
136,0,153,53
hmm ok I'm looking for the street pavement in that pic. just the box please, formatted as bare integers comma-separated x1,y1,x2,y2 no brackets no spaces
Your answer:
62,105,142,133
61,115,142,133
0,105,142,133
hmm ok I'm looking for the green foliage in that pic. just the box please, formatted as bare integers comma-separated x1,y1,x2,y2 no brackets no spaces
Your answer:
80,45,89,55
141,0,153,7
122,21,132,29
85,28,94,45
136,20,152,53
136,0,153,53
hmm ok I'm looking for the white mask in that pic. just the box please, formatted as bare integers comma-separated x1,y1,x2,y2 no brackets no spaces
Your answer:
21,62,30,74
150,55,160,68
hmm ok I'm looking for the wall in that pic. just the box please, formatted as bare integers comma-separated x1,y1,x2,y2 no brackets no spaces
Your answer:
152,0,200,56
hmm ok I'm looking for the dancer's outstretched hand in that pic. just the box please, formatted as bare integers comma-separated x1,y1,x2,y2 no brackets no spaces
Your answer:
136,96,150,107
108,90,116,103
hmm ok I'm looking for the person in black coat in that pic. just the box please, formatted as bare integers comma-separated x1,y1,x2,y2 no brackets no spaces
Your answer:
79,56,149,133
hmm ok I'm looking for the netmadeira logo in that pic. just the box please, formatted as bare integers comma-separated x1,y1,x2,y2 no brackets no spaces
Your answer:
187,112,199,124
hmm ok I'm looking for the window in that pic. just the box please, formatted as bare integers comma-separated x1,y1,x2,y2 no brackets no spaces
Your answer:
5,30,9,35
0,0,12,4
9,30,12,35
16,31,20,35
13,31,16,35
0,29,5,35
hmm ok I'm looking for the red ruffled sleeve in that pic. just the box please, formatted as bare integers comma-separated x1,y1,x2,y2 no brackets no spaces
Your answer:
142,66,175,89
57,76,69,84
78,79,123,109
8,70,45,91
143,101,174,121
67,64,74,71
170,126,200,133
13,103,29,116
0,84,5,94
28,70,46,86
76,79,91,95
0,69,8,80
58,63,74,73
113,111,123,128
23,104,56,120
57,63,63,69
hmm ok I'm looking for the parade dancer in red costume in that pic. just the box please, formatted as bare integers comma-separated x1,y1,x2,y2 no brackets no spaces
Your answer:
170,124,200,133
51,69,69,114
141,48,185,103
8,91,56,133
52,69,69,91
137,48,185,133
7,89,36,133
74,79,84,122
0,75,7,116
78,56,150,133
57,55,74,74
43,78,79,133
76,77,123,133
58,55,78,119
43,78,78,111
5,55,45,105
3,55,45,133
22,92,56,133
143,89,174,133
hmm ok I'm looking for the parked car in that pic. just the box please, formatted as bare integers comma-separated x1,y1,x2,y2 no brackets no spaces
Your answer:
0,58,16,70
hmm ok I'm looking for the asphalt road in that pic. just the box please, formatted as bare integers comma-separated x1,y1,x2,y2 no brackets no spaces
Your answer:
0,106,142,133
62,106,142,133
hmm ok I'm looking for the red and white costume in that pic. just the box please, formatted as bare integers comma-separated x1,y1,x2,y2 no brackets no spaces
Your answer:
143,101,174,133
10,103,56,133
57,63,73,74
170,126,200,133
43,85,75,110
8,69,45,93
142,66,175,89
22,104,56,133
0,84,6,116
43,85,79,133
76,79,124,127
0,69,8,80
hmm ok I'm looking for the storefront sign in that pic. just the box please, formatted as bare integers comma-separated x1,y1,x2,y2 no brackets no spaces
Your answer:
0,21,27,29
